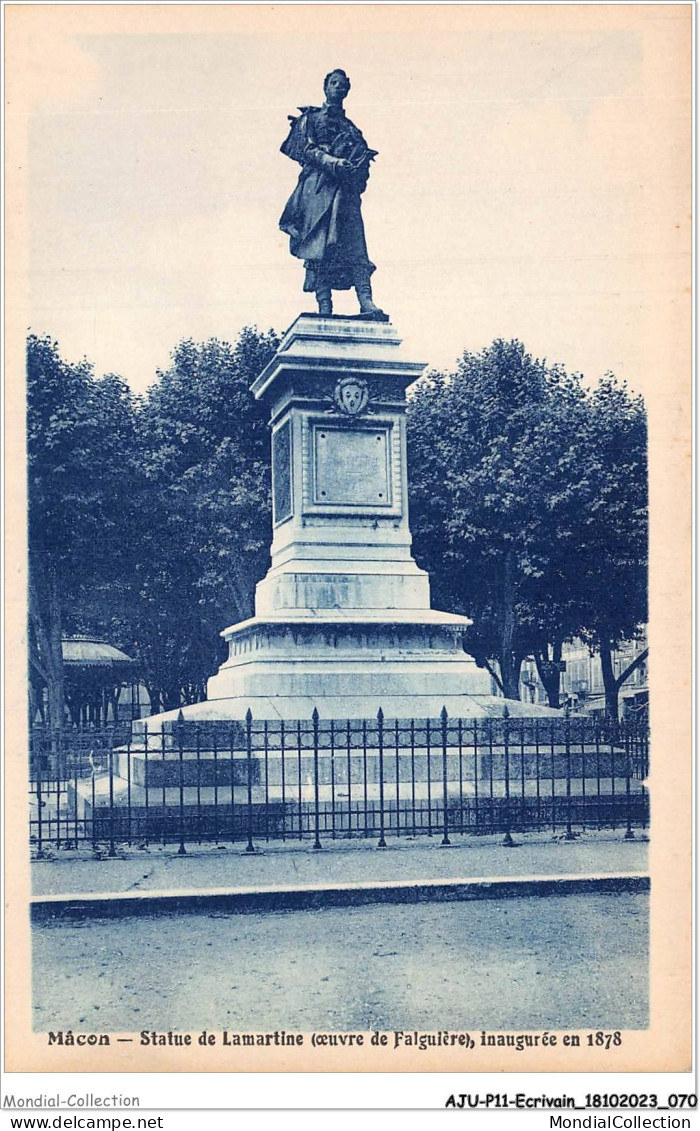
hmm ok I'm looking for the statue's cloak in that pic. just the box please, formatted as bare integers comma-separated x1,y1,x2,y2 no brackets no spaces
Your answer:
279,106,376,292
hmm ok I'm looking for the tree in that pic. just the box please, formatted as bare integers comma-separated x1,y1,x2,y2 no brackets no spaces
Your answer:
407,339,588,701
514,367,601,708
406,339,643,706
575,375,648,718
125,329,278,712
407,339,646,710
27,328,279,722
27,335,139,727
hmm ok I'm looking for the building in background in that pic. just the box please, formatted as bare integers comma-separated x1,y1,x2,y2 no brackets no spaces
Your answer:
519,634,648,718
30,637,150,726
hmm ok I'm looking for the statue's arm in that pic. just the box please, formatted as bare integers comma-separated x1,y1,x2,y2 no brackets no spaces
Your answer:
297,112,354,178
302,142,351,178
281,110,353,180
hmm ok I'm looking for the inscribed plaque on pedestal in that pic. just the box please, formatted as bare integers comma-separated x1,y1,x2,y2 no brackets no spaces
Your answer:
313,425,391,507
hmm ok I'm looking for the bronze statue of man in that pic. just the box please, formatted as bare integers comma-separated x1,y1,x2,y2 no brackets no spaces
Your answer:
279,69,387,319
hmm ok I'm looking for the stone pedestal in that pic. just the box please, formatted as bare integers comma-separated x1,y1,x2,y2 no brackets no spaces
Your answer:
152,314,494,724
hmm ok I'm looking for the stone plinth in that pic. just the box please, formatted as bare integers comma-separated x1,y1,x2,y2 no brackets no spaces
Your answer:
250,315,431,624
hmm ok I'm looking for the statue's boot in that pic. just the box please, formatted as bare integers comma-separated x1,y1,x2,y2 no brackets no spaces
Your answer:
355,279,387,319
316,287,333,316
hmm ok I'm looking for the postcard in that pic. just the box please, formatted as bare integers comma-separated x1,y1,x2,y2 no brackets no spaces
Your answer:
3,2,692,1083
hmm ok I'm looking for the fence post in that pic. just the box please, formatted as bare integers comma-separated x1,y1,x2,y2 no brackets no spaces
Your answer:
160,724,167,846
330,719,336,841
472,719,479,833
55,728,62,850
194,724,202,846
410,719,416,837
297,720,303,841
426,717,433,836
312,707,322,850
245,708,255,853
377,708,386,848
564,703,575,840
362,719,369,837
346,719,353,837
125,729,132,848
177,710,187,856
228,724,236,846
262,720,270,843
211,725,219,844
394,720,401,838
641,722,649,830
623,720,635,840
534,717,541,829
108,737,116,857
35,756,45,860
441,706,451,846
502,708,514,847
71,745,79,849
143,725,150,847
280,719,287,842
579,716,587,833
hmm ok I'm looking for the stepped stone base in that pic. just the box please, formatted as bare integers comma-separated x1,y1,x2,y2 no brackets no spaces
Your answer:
137,614,562,728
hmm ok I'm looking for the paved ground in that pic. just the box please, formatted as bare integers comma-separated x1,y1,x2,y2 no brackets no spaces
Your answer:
32,830,647,897
32,891,648,1032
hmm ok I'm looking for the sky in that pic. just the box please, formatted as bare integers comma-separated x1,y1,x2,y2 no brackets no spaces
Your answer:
8,3,691,395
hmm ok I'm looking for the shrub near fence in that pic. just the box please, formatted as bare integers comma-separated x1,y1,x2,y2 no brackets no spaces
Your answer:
29,710,649,857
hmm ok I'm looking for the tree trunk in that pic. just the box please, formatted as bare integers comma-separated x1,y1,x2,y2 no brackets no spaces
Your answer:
28,678,43,725
534,640,563,709
500,653,523,701
144,685,162,716
29,564,65,743
599,641,648,722
480,658,505,696
499,550,522,700
162,686,182,711
599,642,619,720
66,692,81,727
180,681,207,705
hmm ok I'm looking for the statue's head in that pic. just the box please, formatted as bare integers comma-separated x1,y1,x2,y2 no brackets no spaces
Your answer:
323,69,351,101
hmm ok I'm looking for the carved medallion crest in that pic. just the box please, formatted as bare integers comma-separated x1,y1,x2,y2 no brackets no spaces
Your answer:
333,376,370,416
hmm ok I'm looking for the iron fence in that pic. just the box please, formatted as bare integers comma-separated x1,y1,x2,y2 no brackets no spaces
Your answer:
29,709,649,857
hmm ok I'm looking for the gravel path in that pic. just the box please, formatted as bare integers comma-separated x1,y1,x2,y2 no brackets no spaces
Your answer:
33,891,648,1032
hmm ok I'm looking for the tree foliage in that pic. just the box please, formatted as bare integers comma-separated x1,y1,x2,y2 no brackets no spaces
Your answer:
407,339,648,712
27,334,139,725
125,330,277,711
575,375,648,716
27,328,278,719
